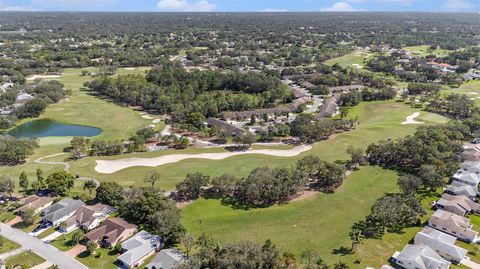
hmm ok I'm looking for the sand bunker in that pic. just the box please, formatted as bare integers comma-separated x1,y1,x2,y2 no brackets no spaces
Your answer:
152,119,161,123
124,68,135,70
27,74,61,80
401,112,424,125
141,115,154,119
469,92,479,95
95,145,312,173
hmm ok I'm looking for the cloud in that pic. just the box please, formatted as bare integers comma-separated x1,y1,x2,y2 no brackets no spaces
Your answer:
157,0,216,11
442,0,476,11
321,2,360,11
261,8,288,12
346,0,414,3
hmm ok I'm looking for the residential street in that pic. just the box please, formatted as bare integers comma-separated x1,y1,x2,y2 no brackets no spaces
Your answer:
0,223,89,269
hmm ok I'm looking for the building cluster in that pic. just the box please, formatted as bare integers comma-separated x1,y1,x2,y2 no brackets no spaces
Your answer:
15,195,185,269
389,160,480,269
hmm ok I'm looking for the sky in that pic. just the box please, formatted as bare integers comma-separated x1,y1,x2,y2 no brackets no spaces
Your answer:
0,0,479,12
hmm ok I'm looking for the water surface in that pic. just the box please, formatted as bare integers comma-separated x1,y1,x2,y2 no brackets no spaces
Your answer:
9,119,102,139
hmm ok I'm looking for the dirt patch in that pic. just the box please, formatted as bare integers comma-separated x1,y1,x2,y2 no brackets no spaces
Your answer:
176,200,194,209
27,75,61,80
65,245,86,257
291,191,317,202
6,216,22,226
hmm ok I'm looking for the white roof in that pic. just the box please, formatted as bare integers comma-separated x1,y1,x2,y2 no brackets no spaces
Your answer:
414,227,467,262
394,244,450,269
117,231,161,267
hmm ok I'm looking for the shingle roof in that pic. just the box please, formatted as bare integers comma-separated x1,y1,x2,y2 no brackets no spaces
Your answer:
437,193,480,215
117,231,161,267
17,195,55,213
144,249,185,269
206,118,245,136
42,198,85,224
85,217,137,245
393,244,450,269
460,161,480,174
445,181,478,197
453,170,480,186
414,227,467,262
65,203,112,229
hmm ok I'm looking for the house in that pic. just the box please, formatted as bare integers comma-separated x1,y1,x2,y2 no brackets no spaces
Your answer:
144,249,185,269
63,203,113,232
329,85,364,93
460,161,480,174
316,93,340,120
117,231,162,268
445,181,478,200
391,244,450,269
427,209,478,242
205,118,245,136
85,217,137,248
435,193,480,216
16,195,55,215
42,198,85,226
414,227,467,263
451,170,480,187
13,93,35,108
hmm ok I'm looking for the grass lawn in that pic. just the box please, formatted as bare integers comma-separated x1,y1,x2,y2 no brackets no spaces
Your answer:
64,101,448,191
325,51,371,68
50,231,80,251
403,45,453,57
0,236,20,254
12,215,41,233
0,211,17,223
442,80,480,105
0,66,163,191
37,227,57,239
182,166,400,267
5,251,45,268
76,248,119,269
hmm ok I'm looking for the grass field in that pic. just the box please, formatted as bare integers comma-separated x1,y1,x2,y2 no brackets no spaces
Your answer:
325,50,371,68
5,251,46,268
442,80,480,105
403,45,453,57
76,248,119,269
0,236,20,254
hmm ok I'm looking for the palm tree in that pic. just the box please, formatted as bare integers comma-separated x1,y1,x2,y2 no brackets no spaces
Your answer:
334,261,349,269
83,179,97,195
349,227,364,253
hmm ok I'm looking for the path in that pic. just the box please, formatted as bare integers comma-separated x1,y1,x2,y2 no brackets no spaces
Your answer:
34,153,100,187
401,112,424,125
0,223,88,269
95,144,312,174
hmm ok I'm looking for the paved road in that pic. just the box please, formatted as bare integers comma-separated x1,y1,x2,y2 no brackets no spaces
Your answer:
35,153,100,187
0,223,89,269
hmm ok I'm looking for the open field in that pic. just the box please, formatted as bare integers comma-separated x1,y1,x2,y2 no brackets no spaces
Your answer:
76,248,118,269
325,50,371,68
442,80,480,105
403,45,453,57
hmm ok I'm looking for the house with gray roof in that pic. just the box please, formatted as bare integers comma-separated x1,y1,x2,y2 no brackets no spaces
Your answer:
428,209,478,242
445,181,478,200
391,244,450,269
414,227,467,264
452,170,480,187
436,193,480,216
144,248,185,269
460,161,480,174
42,198,85,226
117,230,161,268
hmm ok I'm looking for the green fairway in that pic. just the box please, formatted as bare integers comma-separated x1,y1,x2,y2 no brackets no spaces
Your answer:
181,166,400,267
403,45,453,57
442,80,480,105
62,101,447,191
325,50,371,68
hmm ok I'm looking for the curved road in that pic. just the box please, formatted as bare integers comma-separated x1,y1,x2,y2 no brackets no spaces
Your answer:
34,153,100,187
0,223,89,269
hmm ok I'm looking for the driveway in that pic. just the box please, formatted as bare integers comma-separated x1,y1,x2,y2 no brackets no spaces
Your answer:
462,257,480,269
0,223,88,269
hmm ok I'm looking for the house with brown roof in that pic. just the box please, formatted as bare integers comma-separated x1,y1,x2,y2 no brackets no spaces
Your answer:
428,209,478,242
85,218,137,248
436,194,480,216
17,195,55,215
63,203,113,233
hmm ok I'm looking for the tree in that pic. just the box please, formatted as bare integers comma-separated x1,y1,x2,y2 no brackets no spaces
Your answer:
22,208,35,226
70,137,87,159
46,171,75,195
19,171,29,192
144,171,161,188
36,169,46,190
83,179,97,195
349,226,364,253
334,262,348,269
419,165,444,191
70,230,84,246
398,175,422,195
0,176,15,198
95,182,124,206
233,132,257,148
210,174,237,196
339,107,349,119
180,234,196,258
175,173,211,201
346,146,367,168
86,240,97,255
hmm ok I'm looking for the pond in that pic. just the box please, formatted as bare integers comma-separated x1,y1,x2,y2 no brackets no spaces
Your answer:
8,119,102,139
